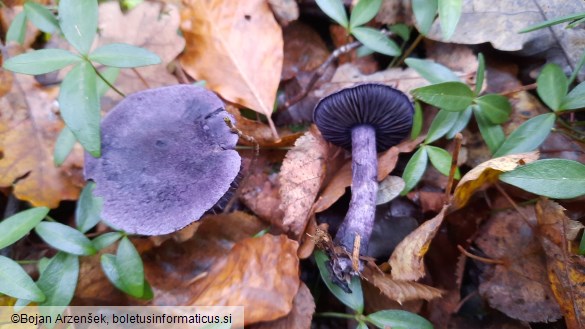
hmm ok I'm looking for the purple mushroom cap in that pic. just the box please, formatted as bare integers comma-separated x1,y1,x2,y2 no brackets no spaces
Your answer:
84,85,241,235
313,84,414,152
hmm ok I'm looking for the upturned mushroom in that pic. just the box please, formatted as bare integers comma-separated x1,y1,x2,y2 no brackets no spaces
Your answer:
313,83,413,280
84,85,241,235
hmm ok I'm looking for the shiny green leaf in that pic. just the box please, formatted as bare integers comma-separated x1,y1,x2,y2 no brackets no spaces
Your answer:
475,94,511,124
438,0,462,39
412,0,437,35
445,106,472,139
0,207,49,249
410,101,423,139
537,63,568,111
59,0,98,54
401,146,428,194
116,237,145,298
76,182,102,233
405,58,460,84
6,11,26,44
475,53,485,95
426,145,460,179
92,232,123,250
0,256,45,302
54,126,77,166
425,110,458,143
59,61,101,157
315,0,348,28
89,43,161,68
349,0,382,29
37,252,79,306
474,106,504,154
367,310,433,329
389,24,410,41
3,49,81,75
35,222,96,255
314,250,364,313
351,26,400,56
500,159,585,199
493,113,555,157
411,81,474,111
560,81,585,110
24,2,59,33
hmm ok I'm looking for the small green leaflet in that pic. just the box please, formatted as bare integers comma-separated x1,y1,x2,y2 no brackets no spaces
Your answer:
493,113,555,157
367,309,433,329
314,250,364,313
536,64,568,111
0,256,46,302
315,0,348,28
401,146,428,194
35,222,97,256
0,207,49,249
411,81,474,111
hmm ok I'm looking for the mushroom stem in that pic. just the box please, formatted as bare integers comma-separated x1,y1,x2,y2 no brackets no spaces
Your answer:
334,124,378,271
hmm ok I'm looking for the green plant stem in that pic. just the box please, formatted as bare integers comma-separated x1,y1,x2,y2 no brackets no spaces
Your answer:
15,259,40,265
315,312,358,320
393,33,424,67
44,215,57,222
91,63,126,97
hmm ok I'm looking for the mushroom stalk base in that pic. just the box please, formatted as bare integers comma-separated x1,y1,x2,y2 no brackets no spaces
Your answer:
332,124,378,281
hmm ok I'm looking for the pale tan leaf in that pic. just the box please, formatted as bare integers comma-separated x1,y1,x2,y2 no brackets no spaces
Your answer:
364,267,443,304
250,282,314,329
376,175,405,205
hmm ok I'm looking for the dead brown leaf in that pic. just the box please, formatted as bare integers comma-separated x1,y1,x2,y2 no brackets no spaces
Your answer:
452,151,540,210
389,205,448,281
180,0,283,138
536,199,585,329
282,22,330,81
279,127,328,238
189,234,300,326
96,2,184,103
268,0,299,27
476,207,562,322
0,67,13,97
249,282,314,329
0,74,82,207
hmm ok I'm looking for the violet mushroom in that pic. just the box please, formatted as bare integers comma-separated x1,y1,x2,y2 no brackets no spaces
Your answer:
84,85,241,235
313,83,413,279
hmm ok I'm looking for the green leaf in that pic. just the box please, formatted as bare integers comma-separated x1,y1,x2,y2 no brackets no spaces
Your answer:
475,94,511,124
35,222,97,255
475,53,485,95
54,126,77,167
493,113,555,157
38,257,51,274
520,12,585,33
116,237,145,298
389,24,411,41
579,233,585,255
410,101,423,139
89,43,161,68
560,81,585,110
474,106,505,154
314,250,364,313
537,64,568,111
356,321,368,329
500,159,585,199
59,0,98,54
405,58,460,84
0,256,46,302
568,50,585,86
437,0,462,39
425,110,459,143
411,81,474,111
426,145,460,179
356,45,375,58
0,207,49,249
401,146,428,194
315,0,348,28
23,2,59,34
6,11,27,45
3,49,82,75
445,106,472,139
367,310,433,329
412,0,437,35
96,67,120,97
100,254,125,291
76,182,102,233
92,232,123,250
59,61,101,157
37,252,79,306
351,26,400,56
349,0,382,29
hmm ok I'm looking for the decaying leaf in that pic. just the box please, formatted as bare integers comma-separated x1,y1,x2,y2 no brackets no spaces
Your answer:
0,73,82,207
0,67,13,97
389,205,448,281
453,151,539,209
314,137,423,213
267,0,299,27
250,282,314,329
96,2,184,103
279,127,328,238
476,207,562,322
363,265,443,305
180,0,283,138
376,175,405,205
536,199,585,329
189,234,300,326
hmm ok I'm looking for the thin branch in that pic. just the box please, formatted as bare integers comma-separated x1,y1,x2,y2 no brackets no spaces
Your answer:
445,133,463,203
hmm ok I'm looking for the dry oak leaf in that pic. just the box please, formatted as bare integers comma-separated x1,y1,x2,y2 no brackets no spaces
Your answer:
0,74,82,207
453,151,539,210
189,234,299,326
180,0,283,139
536,199,585,329
390,205,448,281
314,136,423,213
250,282,314,329
476,207,562,322
279,127,328,238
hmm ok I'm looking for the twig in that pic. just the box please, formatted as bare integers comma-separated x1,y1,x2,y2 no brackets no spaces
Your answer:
352,234,361,273
499,83,537,96
444,133,463,203
457,245,505,265
132,68,150,89
393,33,424,67
223,117,259,156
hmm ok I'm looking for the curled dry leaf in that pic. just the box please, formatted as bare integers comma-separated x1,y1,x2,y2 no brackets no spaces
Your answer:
0,74,82,207
476,207,562,322
453,151,539,210
250,282,314,329
389,205,448,281
279,127,328,238
189,234,300,326
535,199,585,329
376,175,405,205
314,136,423,213
180,0,283,138
267,0,299,27
363,264,443,305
